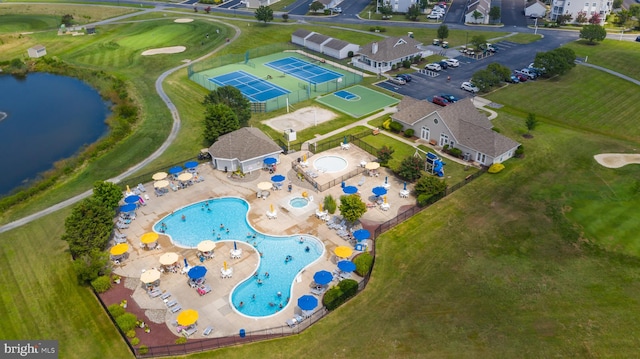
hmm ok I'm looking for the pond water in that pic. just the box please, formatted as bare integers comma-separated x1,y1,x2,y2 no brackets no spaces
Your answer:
0,73,109,197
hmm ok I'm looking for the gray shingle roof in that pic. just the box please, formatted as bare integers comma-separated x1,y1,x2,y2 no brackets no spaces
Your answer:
292,29,313,39
357,36,423,62
307,33,331,45
324,38,350,51
208,127,282,161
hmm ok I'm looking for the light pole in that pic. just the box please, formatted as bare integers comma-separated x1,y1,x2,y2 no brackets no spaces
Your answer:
534,17,538,35
620,29,624,41
368,10,371,19
465,32,468,49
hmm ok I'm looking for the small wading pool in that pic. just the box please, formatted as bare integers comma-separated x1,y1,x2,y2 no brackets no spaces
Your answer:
313,155,348,173
289,197,309,208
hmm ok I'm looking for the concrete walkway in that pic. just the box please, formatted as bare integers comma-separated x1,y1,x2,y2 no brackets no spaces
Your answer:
577,61,640,86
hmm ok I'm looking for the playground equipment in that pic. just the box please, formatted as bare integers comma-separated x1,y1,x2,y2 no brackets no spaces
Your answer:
425,152,445,177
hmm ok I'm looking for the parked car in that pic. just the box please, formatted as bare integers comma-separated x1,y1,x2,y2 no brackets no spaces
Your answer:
390,77,406,85
440,94,459,103
516,68,537,80
396,74,412,82
425,63,442,71
438,61,449,69
483,43,497,52
636,35,640,42
506,75,520,83
330,7,342,13
514,73,527,82
432,96,449,106
427,12,443,19
444,58,460,67
460,81,479,93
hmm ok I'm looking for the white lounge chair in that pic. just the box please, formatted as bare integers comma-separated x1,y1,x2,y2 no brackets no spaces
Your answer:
203,326,213,336
171,305,182,313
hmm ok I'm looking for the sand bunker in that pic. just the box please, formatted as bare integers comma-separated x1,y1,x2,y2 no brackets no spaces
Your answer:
265,106,337,132
141,46,186,56
594,153,640,168
174,18,194,23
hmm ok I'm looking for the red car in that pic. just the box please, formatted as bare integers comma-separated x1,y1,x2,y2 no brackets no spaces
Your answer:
515,73,528,82
432,96,449,106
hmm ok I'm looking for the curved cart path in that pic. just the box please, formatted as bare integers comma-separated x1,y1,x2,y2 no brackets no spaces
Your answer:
0,14,241,234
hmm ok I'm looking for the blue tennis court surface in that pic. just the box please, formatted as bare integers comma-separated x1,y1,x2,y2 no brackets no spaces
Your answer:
208,70,290,102
265,57,342,85
334,90,359,100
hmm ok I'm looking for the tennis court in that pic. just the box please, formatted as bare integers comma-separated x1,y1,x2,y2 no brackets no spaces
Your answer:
265,57,342,85
316,85,400,118
208,70,290,102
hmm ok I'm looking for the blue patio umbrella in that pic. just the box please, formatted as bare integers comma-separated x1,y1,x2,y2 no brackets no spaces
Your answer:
343,136,348,144
271,174,286,183
343,186,358,194
124,195,140,204
313,270,333,285
297,295,318,311
184,258,188,267
234,241,237,250
188,265,207,280
372,186,388,197
263,157,277,165
184,161,198,169
341,181,345,188
337,260,356,273
353,229,370,241
404,182,407,191
119,203,137,213
385,176,388,184
168,166,183,175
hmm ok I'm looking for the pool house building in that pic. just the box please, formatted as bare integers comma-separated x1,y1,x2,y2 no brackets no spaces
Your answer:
351,36,430,74
208,127,283,173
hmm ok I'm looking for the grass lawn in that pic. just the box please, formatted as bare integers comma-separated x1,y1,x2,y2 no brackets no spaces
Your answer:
498,33,543,44
563,39,640,80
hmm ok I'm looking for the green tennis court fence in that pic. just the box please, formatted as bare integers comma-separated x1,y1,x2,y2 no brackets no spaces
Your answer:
187,43,297,76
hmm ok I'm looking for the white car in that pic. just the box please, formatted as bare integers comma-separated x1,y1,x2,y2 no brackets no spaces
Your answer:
461,81,479,93
425,63,442,71
427,12,443,19
331,7,342,13
444,58,460,67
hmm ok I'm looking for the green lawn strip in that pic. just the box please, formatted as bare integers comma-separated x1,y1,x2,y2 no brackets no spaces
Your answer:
497,33,543,44
0,209,132,358
486,66,640,143
563,39,640,80
0,4,138,27
358,133,416,171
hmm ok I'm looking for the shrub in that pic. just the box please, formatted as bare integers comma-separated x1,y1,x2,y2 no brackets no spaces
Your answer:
138,345,149,355
488,163,505,173
323,287,341,310
404,128,414,138
515,145,525,158
382,118,392,130
91,275,112,293
353,252,373,276
323,194,337,214
107,304,125,318
402,60,411,68
377,145,395,166
347,50,354,58
126,330,136,338
130,337,140,346
116,313,138,332
175,337,188,344
338,278,359,297
389,121,403,133
414,176,447,207
391,64,397,70
448,147,462,158
397,156,424,182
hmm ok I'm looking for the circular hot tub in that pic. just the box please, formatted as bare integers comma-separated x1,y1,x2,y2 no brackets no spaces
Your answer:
289,197,309,208
313,155,348,173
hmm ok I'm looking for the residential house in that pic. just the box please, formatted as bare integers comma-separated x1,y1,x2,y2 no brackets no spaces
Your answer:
549,0,611,24
244,0,280,8
291,29,359,59
464,0,491,24
381,0,419,13
208,127,282,173
525,0,547,18
351,36,430,74
27,45,47,58
392,97,520,165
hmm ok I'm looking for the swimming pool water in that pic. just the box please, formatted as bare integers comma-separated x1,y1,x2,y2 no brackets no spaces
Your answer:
314,155,348,173
154,197,323,318
289,197,309,208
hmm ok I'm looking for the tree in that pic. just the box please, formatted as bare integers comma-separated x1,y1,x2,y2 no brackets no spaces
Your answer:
576,11,588,24
254,5,273,23
203,86,251,127
338,194,367,223
471,10,483,23
613,0,623,9
73,249,110,284
525,113,538,134
397,156,424,182
414,176,447,206
471,68,499,91
61,14,74,26
203,103,239,144
323,194,337,214
309,1,325,12
380,2,393,18
589,13,601,24
377,145,395,166
556,14,572,25
487,62,511,82
92,181,123,210
405,4,421,21
630,4,640,17
419,0,429,10
533,48,575,77
282,13,289,22
489,6,501,23
580,24,607,44
470,35,487,51
437,24,449,41
615,10,630,27
204,6,211,13
61,197,114,259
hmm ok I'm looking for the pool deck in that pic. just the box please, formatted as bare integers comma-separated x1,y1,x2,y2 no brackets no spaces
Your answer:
113,146,415,338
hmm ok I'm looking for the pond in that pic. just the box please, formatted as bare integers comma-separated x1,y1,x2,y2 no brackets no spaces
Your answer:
0,73,110,197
